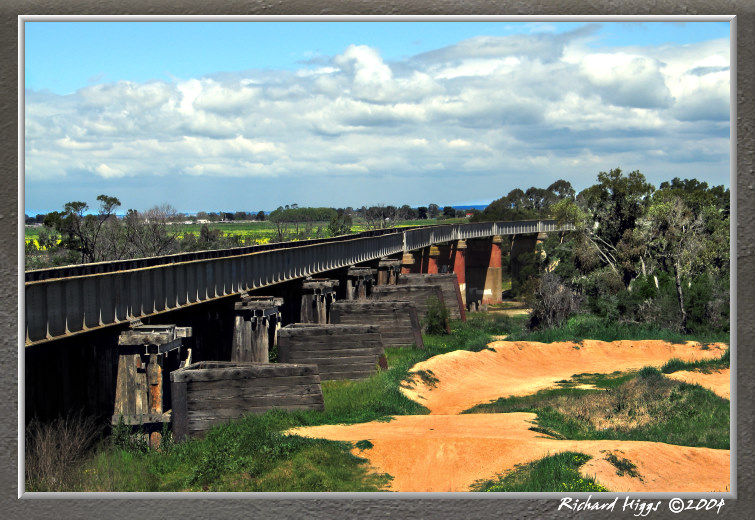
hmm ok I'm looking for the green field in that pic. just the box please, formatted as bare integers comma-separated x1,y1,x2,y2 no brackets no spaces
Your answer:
24,218,459,249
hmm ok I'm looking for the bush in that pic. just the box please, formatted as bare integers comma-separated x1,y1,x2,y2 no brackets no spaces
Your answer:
111,416,150,454
528,272,581,330
25,413,100,491
423,296,450,334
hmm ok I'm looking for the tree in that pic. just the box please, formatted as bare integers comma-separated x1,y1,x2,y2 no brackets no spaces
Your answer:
363,205,398,230
328,211,353,237
528,272,581,329
547,179,576,200
256,210,266,221
580,168,654,251
417,206,428,219
574,168,655,286
123,204,181,258
428,204,440,219
400,204,417,220
641,196,704,331
524,187,555,211
442,206,456,218
640,185,729,332
47,195,121,263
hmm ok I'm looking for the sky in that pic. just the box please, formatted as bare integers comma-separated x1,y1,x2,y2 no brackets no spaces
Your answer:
23,19,732,215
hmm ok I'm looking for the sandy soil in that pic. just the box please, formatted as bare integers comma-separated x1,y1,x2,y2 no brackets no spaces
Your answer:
289,413,729,492
666,368,730,399
490,308,532,316
289,340,729,492
401,340,727,415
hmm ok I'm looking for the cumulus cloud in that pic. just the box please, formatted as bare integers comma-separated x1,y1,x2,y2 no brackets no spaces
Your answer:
24,28,730,211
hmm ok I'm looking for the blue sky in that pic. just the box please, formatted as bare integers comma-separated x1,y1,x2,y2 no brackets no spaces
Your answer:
24,19,732,214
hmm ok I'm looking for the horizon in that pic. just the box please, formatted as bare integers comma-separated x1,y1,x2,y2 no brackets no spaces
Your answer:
24,18,732,215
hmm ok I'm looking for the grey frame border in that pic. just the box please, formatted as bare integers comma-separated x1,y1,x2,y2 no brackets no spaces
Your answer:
5,3,753,519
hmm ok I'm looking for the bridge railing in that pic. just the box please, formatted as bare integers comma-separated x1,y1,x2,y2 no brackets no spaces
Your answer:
25,220,570,345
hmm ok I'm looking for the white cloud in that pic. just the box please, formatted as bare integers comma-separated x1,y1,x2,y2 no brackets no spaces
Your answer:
24,29,731,211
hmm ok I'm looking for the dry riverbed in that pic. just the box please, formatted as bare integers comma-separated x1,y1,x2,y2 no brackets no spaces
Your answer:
289,340,729,492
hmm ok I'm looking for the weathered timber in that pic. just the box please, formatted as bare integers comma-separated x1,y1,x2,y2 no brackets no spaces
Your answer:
232,293,282,363
329,300,424,349
345,266,377,300
170,361,324,440
112,324,190,434
277,323,387,380
377,258,401,285
371,284,446,322
300,278,339,324
397,273,466,321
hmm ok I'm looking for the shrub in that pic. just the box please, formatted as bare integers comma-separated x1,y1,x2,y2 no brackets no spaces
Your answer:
111,416,149,454
423,296,450,334
25,412,100,491
528,272,581,330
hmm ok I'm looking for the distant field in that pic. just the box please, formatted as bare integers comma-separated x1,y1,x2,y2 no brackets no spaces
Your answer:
24,218,457,249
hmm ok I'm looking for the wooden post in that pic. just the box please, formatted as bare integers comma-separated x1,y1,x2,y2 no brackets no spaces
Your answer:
113,324,190,447
302,279,338,324
232,295,283,363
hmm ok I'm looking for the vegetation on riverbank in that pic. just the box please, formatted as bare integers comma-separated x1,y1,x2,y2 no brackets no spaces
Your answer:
25,312,729,492
464,356,730,450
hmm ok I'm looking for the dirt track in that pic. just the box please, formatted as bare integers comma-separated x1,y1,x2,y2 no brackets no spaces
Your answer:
401,340,727,415
290,413,730,492
290,340,729,492
666,369,730,399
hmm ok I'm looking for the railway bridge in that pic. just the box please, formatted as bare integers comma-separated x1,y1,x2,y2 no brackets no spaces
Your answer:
24,219,570,425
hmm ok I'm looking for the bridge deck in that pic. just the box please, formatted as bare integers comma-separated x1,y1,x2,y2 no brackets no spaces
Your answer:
24,220,570,346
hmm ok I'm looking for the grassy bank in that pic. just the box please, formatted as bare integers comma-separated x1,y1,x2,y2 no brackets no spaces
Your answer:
464,363,730,450
471,452,608,493
26,312,729,492
26,314,516,492
505,313,730,345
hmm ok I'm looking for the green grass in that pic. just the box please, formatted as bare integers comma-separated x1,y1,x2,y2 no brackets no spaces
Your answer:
506,313,730,345
604,452,641,479
471,452,608,492
73,410,391,492
464,358,730,450
661,349,730,374
25,218,448,247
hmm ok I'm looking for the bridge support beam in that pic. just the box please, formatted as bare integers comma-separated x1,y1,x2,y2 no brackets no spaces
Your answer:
427,246,440,274
377,258,401,285
401,252,415,274
482,235,503,304
453,240,467,306
345,267,377,300
300,279,338,324
112,324,191,448
232,295,283,363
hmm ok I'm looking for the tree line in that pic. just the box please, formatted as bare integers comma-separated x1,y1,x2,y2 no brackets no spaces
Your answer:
498,169,729,335
24,197,461,270
25,199,261,269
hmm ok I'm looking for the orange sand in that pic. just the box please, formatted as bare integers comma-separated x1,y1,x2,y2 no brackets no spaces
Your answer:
289,413,729,492
401,340,727,415
289,340,729,492
666,368,731,399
